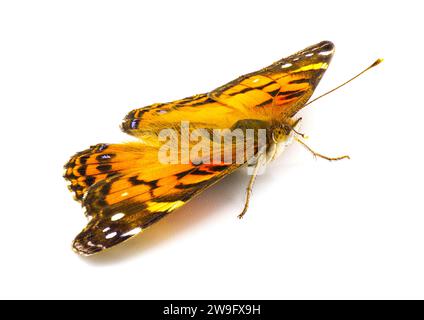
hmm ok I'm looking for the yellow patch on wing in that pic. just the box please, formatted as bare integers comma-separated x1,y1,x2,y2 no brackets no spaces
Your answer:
146,200,185,213
294,62,328,73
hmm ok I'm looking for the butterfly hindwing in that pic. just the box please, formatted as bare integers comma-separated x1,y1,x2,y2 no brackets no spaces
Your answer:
72,153,237,255
64,142,162,202
121,93,253,139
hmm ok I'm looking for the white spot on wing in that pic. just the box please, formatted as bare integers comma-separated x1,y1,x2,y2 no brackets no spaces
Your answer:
121,227,142,237
281,63,292,68
105,232,117,239
111,213,125,221
319,50,333,56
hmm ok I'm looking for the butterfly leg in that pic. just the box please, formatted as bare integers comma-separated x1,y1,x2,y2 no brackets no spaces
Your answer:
295,137,350,161
238,152,266,219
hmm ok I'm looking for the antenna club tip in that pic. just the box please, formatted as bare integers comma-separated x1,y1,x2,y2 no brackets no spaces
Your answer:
371,58,384,68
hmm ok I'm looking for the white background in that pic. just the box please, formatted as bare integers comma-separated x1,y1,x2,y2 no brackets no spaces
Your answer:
0,0,423,299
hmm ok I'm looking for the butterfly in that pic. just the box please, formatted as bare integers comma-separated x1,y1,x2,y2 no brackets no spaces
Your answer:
64,41,379,255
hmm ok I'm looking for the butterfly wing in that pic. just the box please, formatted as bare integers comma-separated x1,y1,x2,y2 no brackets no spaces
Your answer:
65,141,241,255
209,41,335,118
121,93,256,140
121,41,335,139
64,143,157,202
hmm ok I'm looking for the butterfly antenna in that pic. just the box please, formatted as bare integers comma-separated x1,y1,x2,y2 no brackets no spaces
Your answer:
304,58,383,107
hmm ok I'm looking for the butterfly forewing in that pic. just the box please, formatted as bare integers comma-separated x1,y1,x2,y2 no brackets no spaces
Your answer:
121,41,334,139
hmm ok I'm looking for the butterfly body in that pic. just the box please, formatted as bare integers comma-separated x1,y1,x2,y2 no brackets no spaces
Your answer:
65,41,336,255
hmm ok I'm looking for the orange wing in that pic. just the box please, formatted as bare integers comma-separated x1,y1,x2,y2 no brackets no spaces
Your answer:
121,41,335,139
65,142,240,255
